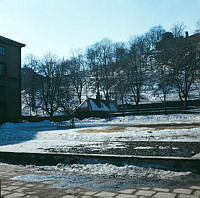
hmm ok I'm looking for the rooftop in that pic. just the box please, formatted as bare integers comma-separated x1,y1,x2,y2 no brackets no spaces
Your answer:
0,35,25,47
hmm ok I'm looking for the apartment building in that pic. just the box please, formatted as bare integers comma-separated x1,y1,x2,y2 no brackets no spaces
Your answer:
0,35,25,123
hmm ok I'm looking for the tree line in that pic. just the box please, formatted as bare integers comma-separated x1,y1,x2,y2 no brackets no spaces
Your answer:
22,22,200,117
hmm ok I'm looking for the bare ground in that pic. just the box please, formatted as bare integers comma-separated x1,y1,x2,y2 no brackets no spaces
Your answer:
44,123,200,157
76,123,200,133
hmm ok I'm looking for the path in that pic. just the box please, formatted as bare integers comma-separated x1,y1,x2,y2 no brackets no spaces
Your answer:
1,164,200,198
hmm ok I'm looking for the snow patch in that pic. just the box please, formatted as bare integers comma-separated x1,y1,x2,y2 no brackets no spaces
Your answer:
0,114,200,153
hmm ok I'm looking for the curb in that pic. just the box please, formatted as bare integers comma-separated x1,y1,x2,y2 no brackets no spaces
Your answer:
0,151,200,172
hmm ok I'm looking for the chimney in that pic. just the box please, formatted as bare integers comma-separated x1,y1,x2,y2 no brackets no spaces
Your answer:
185,31,189,38
96,90,101,107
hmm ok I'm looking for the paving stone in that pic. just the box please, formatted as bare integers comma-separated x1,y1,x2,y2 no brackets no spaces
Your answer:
62,189,82,196
15,187,29,192
42,180,57,184
153,187,170,192
118,189,136,194
81,191,98,195
0,172,10,175
135,190,155,196
1,190,10,196
1,164,200,198
10,182,24,186
4,186,19,191
2,181,11,184
63,189,82,195
35,184,46,188
139,196,151,198
193,190,200,196
190,186,200,190
15,189,29,193
2,173,16,176
116,194,137,198
4,192,25,198
177,194,199,198
153,192,176,198
139,187,151,190
173,188,192,194
26,191,37,195
69,188,82,193
63,189,75,194
62,195,78,198
95,191,117,197
25,183,37,187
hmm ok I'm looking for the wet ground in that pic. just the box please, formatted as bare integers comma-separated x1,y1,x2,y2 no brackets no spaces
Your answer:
43,141,200,157
2,162,200,197
9,164,200,191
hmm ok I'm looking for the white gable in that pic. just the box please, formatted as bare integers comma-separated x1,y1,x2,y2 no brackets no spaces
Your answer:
76,98,118,112
89,100,110,111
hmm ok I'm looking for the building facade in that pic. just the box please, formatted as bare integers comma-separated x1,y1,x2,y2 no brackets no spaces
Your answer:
0,35,25,123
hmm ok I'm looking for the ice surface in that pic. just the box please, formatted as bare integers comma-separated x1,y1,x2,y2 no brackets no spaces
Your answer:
10,162,195,190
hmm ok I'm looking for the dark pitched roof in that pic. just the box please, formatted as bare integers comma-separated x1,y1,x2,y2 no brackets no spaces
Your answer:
189,33,200,43
0,35,25,47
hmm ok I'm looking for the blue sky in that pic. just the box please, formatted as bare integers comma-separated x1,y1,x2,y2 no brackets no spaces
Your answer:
0,0,200,61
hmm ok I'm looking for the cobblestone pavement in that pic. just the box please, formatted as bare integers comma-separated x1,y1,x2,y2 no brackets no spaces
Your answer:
1,164,200,198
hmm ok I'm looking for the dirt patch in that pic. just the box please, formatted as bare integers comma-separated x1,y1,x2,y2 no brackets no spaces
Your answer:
44,141,200,157
77,126,127,133
76,124,200,133
152,124,200,130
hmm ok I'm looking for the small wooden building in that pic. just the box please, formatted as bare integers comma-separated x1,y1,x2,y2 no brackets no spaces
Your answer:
74,98,118,119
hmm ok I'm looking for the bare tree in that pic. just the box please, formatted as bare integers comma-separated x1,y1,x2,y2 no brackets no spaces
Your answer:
195,19,200,33
86,39,116,101
37,53,63,117
171,23,186,37
55,59,75,114
172,39,199,106
22,54,41,115
68,51,87,104
96,39,116,102
156,30,200,107
151,60,174,113
126,36,150,109
86,45,101,98
112,42,129,104
145,25,166,49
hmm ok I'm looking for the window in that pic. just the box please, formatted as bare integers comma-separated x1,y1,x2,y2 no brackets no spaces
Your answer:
0,86,6,101
0,47,5,56
0,63,6,75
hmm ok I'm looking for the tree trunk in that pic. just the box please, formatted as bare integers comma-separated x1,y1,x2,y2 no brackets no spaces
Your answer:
163,94,167,114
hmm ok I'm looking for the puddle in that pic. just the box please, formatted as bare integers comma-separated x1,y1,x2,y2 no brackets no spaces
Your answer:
11,172,104,189
50,174,102,189
11,174,56,182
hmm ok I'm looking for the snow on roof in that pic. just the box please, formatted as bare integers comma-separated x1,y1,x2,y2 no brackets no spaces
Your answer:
89,99,110,111
77,98,118,112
